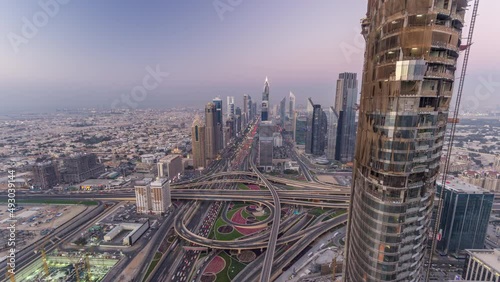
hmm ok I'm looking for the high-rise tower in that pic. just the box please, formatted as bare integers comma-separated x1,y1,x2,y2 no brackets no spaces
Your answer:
247,95,253,121
243,94,249,126
344,1,467,281
261,77,270,121
334,72,358,163
305,98,327,156
279,96,287,125
212,97,224,152
289,91,296,120
326,106,338,161
191,116,206,169
204,102,217,166
227,96,235,118
235,107,242,136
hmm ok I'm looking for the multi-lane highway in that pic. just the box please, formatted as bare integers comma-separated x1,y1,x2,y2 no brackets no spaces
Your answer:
7,120,353,282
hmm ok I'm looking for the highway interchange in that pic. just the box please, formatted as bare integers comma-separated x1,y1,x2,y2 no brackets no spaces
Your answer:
5,121,352,282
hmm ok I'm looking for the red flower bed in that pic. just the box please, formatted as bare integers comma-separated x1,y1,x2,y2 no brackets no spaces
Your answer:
231,209,265,235
204,256,225,274
247,184,260,190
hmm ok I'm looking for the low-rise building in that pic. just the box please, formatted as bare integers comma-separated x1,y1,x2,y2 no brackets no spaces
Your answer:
435,176,494,257
135,178,171,215
157,155,183,181
463,249,500,281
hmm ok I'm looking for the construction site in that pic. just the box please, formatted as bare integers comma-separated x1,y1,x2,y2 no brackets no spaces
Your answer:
0,204,86,261
14,251,120,282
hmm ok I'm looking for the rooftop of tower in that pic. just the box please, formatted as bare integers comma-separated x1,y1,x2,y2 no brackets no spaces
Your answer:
438,175,491,194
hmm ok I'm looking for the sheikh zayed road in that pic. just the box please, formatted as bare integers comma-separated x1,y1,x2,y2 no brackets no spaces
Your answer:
3,121,352,282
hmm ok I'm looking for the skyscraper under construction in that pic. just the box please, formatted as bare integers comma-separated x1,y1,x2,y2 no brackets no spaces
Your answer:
344,0,467,281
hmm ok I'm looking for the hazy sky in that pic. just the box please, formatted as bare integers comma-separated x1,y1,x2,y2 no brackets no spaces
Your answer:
1,0,499,113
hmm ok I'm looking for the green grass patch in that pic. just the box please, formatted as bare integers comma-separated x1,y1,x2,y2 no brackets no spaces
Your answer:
241,208,250,219
143,252,163,281
213,218,243,241
308,208,329,217
214,252,232,282
208,227,215,239
237,183,249,190
1,198,99,205
226,206,242,219
221,251,247,280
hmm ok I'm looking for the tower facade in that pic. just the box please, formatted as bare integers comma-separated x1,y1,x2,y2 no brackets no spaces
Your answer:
32,161,59,190
243,94,249,126
326,106,339,161
252,102,257,122
334,72,358,163
204,102,217,166
289,91,296,120
258,121,274,171
212,97,224,153
261,77,270,121
227,96,235,118
280,96,287,125
294,112,307,146
344,1,467,281
150,178,171,214
191,116,206,169
235,107,242,136
305,98,326,156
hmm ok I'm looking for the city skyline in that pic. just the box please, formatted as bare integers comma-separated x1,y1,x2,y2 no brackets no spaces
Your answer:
2,1,500,282
2,1,500,114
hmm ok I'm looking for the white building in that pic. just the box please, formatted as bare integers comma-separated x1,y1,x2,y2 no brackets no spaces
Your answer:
273,132,283,147
464,249,500,281
140,154,156,164
134,182,150,214
134,178,170,214
150,178,171,214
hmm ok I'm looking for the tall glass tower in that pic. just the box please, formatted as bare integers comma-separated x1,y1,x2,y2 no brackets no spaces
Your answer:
334,72,358,163
344,1,467,281
305,98,326,156
212,97,224,152
289,91,296,120
261,77,270,121
204,102,216,165
191,116,206,169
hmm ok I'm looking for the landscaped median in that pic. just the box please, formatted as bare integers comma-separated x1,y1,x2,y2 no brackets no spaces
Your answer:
201,250,256,282
210,202,271,241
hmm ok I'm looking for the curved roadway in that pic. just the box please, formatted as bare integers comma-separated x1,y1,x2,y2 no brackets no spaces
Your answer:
249,153,281,282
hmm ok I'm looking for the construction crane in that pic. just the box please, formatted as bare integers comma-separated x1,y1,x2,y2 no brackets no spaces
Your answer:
331,256,337,280
7,266,15,282
74,261,80,282
85,254,91,281
41,249,50,277
425,0,481,281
